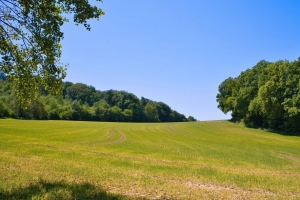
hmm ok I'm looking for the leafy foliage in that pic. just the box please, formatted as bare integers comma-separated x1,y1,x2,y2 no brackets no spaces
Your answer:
0,0,104,106
217,57,300,135
0,80,195,122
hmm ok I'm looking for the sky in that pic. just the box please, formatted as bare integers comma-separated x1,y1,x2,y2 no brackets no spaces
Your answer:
60,0,300,121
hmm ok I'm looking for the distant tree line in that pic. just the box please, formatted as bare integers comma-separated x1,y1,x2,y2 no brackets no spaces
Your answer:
0,76,196,122
217,58,300,135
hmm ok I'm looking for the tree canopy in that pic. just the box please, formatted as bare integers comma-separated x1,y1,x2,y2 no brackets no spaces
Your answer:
217,57,300,135
0,0,104,105
0,80,196,122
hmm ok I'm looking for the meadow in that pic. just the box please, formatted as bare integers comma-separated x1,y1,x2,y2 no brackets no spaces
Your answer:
0,119,300,199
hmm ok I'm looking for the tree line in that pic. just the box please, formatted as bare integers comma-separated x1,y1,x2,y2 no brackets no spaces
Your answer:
217,57,300,135
0,78,196,122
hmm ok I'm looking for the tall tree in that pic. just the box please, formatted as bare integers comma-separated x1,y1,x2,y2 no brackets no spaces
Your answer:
0,0,104,105
235,60,268,125
253,60,289,129
216,77,239,118
217,57,300,135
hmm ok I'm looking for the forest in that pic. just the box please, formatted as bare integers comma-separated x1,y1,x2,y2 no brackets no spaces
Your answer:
217,57,300,135
0,75,196,122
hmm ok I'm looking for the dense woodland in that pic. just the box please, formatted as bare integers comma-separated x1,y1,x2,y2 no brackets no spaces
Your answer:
217,57,300,135
0,75,196,122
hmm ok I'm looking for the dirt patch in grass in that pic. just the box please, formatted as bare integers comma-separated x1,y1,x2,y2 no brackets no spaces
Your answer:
102,129,126,145
185,180,276,196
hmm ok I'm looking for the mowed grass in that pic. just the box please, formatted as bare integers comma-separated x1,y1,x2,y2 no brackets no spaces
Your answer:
0,119,300,199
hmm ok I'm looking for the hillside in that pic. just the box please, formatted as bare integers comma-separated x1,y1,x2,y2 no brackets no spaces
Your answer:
0,119,299,199
0,79,196,122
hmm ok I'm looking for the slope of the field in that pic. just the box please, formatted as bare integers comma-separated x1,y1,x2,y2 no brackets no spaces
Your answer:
0,119,300,199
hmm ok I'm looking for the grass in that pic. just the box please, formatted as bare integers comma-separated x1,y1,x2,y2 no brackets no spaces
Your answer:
0,119,300,199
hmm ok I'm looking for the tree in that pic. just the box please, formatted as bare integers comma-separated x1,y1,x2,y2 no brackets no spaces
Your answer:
216,77,239,118
251,60,288,129
0,100,10,117
122,109,133,122
23,98,47,119
144,103,159,122
187,116,197,121
92,99,110,121
107,106,122,122
217,57,300,135
0,79,191,123
0,0,104,105
65,83,97,105
156,102,171,122
235,61,268,125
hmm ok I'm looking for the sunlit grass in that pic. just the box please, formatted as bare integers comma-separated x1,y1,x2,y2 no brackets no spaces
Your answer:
0,119,300,199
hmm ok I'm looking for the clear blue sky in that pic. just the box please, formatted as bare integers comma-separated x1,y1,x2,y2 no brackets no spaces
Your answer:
60,0,300,121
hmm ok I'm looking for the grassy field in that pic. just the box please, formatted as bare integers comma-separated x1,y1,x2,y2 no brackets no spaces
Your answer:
0,119,300,199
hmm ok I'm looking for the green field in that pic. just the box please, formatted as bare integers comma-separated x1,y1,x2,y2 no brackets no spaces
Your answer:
0,119,300,199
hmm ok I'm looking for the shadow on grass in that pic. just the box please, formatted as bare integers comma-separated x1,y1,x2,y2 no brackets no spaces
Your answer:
228,119,300,137
0,179,146,200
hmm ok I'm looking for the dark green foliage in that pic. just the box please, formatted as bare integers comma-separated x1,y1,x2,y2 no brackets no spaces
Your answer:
0,70,6,80
187,116,197,121
0,101,10,118
170,110,187,122
65,83,100,106
156,102,172,122
23,99,48,119
144,103,159,122
0,80,194,122
217,57,300,135
122,109,133,122
93,99,110,121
